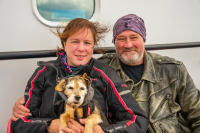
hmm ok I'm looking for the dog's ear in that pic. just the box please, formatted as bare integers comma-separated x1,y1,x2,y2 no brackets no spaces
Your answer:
81,73,94,106
82,73,88,79
82,73,90,87
55,79,66,92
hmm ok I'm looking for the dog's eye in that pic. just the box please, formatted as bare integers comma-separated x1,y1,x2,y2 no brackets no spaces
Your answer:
68,87,73,90
80,87,85,90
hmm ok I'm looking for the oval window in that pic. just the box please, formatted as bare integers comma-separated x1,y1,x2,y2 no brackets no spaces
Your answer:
32,0,98,27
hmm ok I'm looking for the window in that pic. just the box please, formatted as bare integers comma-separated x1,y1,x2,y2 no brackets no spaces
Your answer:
32,0,99,27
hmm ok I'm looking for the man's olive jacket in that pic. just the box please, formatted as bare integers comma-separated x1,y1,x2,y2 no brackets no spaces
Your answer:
99,51,200,133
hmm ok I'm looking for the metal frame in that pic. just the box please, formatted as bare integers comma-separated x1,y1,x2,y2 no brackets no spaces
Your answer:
1,42,200,60
32,0,100,27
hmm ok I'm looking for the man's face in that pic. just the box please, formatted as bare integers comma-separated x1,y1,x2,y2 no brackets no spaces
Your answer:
115,30,145,66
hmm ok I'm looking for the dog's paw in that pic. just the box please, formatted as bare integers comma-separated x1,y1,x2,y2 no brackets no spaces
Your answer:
59,130,65,133
84,126,93,133
58,127,65,133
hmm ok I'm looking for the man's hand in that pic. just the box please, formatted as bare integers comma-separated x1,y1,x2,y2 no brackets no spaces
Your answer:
47,119,60,133
11,97,32,121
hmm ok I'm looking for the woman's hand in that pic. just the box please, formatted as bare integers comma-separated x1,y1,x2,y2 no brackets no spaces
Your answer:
92,124,105,133
80,119,105,133
60,119,104,133
11,97,32,121
60,119,84,133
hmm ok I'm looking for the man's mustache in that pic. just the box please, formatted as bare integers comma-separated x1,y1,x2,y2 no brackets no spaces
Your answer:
121,48,137,52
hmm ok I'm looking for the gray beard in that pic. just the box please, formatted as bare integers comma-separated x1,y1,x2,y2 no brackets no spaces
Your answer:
119,52,142,65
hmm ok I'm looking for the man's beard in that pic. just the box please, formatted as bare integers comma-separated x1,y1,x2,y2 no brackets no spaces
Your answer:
118,51,142,65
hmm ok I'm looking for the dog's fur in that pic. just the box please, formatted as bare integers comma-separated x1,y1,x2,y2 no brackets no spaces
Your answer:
55,73,102,133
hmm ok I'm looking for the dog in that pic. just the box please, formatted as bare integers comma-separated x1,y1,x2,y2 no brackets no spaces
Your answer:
55,73,103,133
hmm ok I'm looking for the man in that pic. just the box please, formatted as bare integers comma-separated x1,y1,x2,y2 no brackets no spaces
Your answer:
12,14,200,132
98,14,200,132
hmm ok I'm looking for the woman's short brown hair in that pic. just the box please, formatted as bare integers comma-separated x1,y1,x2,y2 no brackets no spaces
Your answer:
57,18,108,48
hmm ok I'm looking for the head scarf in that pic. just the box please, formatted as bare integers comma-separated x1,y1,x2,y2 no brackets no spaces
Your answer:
112,14,146,43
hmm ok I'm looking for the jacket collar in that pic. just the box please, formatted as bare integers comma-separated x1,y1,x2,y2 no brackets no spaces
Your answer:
109,54,133,83
57,52,94,76
142,51,158,83
108,51,158,83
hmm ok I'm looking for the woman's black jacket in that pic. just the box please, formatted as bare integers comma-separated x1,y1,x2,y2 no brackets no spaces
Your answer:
11,57,148,133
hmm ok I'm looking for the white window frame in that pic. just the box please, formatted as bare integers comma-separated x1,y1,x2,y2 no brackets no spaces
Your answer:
32,0,100,27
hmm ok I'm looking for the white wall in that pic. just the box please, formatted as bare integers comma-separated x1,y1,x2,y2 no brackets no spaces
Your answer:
98,0,200,46
0,0,200,132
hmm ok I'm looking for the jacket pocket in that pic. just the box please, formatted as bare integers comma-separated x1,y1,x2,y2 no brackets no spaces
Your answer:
150,78,181,121
150,91,181,122
152,94,171,119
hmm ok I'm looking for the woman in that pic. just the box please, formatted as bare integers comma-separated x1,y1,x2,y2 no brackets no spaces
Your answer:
11,18,148,133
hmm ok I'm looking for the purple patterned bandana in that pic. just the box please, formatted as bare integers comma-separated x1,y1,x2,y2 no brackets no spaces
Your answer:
112,14,146,43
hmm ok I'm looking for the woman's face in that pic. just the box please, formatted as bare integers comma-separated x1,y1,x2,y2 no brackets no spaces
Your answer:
64,28,95,67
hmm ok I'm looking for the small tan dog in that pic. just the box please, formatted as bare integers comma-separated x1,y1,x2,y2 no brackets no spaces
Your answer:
55,73,102,133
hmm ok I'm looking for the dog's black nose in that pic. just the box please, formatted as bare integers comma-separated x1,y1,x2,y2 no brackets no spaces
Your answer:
75,96,81,101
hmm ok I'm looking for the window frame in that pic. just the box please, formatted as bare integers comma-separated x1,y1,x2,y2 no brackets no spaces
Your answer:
32,0,100,27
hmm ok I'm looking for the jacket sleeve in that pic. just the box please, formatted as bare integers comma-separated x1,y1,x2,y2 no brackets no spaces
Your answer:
178,63,200,132
95,67,149,133
11,66,51,133
11,117,51,133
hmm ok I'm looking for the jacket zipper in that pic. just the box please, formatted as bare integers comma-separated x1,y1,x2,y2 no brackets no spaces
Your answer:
152,94,171,119
151,123,169,133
